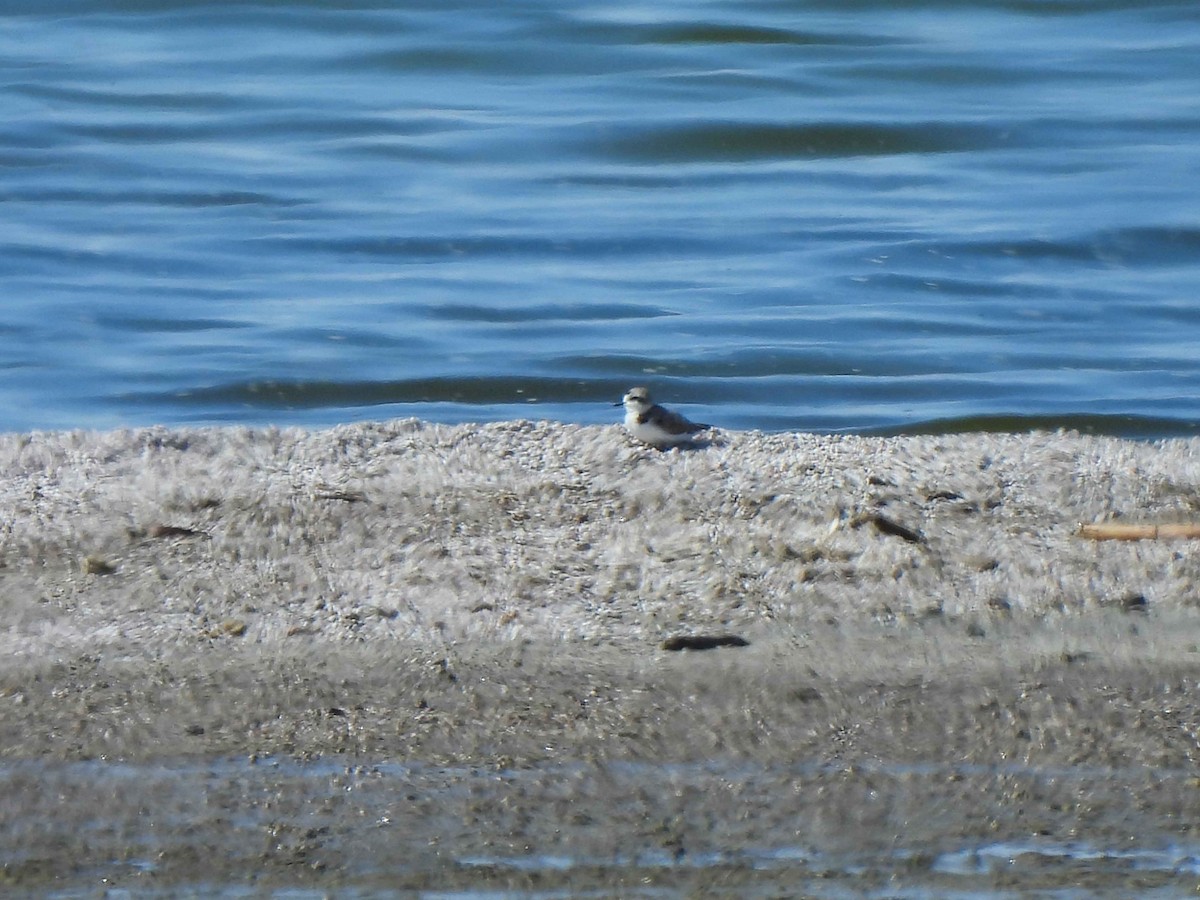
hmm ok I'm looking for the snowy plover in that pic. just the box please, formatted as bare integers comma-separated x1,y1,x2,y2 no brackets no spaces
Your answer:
616,386,711,448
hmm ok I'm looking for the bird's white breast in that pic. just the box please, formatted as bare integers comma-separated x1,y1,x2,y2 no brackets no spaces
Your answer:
626,410,687,446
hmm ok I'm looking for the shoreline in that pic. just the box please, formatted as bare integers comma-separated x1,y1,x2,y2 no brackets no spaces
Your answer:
3,416,1200,759
2,419,1200,893
3,418,1200,654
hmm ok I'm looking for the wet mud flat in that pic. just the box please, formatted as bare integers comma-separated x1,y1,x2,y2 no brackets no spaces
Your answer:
4,620,1200,897
2,420,1200,894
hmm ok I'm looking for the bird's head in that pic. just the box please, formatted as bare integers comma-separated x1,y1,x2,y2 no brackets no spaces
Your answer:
617,386,652,413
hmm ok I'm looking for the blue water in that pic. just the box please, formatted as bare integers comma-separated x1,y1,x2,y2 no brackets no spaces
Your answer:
3,0,1199,435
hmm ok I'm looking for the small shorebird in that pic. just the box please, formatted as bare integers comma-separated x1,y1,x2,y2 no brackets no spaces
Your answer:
616,386,711,448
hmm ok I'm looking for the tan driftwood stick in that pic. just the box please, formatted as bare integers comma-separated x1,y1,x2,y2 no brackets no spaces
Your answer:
1078,523,1200,541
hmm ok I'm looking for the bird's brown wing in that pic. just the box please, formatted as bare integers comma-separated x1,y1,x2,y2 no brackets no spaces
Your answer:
642,405,709,435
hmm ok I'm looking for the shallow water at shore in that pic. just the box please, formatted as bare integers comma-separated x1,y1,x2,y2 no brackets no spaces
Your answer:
7,753,1200,897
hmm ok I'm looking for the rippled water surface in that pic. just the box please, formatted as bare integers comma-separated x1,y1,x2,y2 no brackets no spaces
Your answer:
4,0,1199,434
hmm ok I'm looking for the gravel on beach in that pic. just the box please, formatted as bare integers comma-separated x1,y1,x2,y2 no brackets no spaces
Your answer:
2,420,1200,894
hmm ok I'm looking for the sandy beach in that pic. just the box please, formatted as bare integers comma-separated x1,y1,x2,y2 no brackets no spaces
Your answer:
2,420,1200,894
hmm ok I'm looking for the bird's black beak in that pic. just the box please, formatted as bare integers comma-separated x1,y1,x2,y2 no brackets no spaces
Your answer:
612,400,624,407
